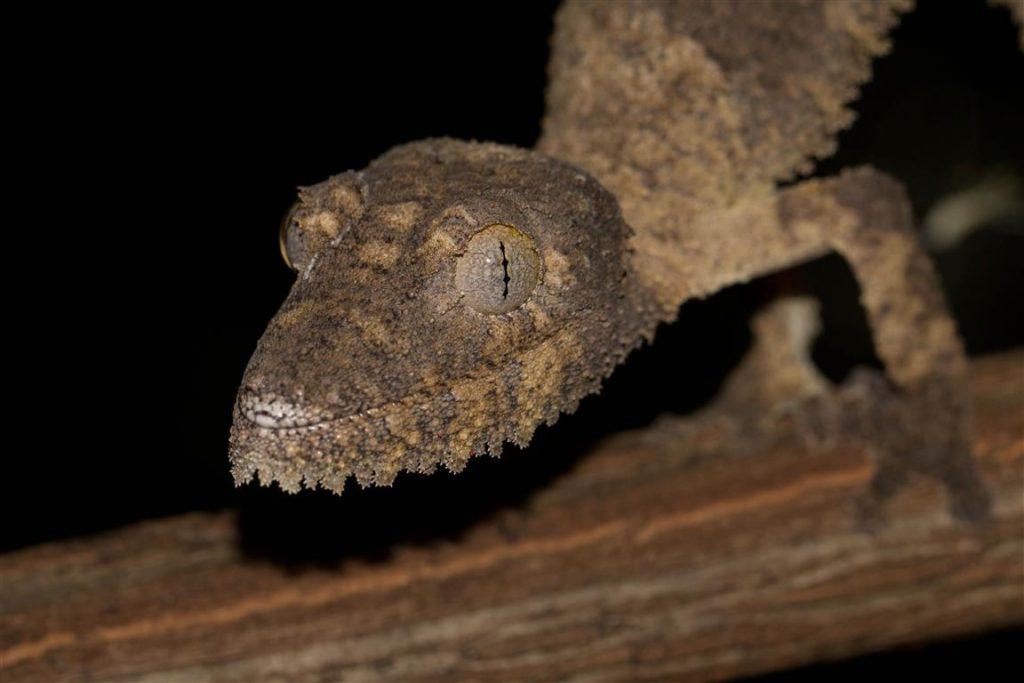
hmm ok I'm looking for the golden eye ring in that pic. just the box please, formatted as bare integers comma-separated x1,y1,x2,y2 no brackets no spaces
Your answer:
278,202,300,271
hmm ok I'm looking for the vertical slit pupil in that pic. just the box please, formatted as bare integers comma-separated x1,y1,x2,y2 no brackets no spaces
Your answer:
499,241,511,299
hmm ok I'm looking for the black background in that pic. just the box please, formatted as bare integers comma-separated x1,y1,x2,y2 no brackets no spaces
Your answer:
6,0,1023,678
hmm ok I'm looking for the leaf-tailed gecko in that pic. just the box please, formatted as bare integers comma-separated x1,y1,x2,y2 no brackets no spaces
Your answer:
231,0,1016,522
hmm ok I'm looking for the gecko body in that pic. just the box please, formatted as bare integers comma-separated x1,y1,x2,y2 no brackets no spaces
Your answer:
231,0,1008,520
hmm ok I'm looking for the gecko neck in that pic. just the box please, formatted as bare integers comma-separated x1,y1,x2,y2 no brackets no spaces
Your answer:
536,1,758,317
537,0,909,318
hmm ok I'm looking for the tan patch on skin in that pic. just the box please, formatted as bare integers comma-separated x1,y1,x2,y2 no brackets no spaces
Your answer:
542,249,572,289
439,204,479,228
310,211,341,238
329,183,365,219
450,373,496,419
358,240,401,269
514,329,581,434
419,366,442,390
350,309,410,355
376,201,422,232
525,301,552,331
386,406,422,447
420,229,458,257
274,300,328,330
376,435,409,477
480,317,515,354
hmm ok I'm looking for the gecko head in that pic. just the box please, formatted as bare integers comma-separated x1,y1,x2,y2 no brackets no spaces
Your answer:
229,139,657,494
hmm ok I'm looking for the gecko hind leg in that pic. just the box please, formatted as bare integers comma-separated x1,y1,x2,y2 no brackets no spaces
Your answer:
775,167,991,525
712,296,830,426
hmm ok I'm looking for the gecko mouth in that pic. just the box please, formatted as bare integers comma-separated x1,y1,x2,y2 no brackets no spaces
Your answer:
230,381,472,495
229,327,631,496
230,355,565,494
238,393,333,431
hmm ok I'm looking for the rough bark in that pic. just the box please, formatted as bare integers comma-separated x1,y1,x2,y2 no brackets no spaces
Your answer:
2,352,1022,682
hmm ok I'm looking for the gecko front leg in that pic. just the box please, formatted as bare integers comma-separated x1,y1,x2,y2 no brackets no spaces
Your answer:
688,167,991,524
790,168,990,525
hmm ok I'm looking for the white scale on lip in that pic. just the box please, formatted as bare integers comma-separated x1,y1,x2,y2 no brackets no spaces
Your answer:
244,396,317,430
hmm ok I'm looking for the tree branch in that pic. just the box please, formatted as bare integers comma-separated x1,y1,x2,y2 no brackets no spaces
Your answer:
2,352,1022,682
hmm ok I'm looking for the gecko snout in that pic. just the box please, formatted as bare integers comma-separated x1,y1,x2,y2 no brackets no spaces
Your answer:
237,384,329,430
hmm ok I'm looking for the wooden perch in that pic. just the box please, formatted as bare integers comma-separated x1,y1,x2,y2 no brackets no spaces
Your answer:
2,351,1022,682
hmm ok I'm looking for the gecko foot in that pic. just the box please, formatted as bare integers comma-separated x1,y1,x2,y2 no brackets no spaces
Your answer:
815,368,992,530
705,294,989,528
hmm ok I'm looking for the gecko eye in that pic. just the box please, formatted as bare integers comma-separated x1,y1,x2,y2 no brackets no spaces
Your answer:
278,202,303,272
455,224,541,314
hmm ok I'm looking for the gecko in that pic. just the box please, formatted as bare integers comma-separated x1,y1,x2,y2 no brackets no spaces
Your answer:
230,0,1017,522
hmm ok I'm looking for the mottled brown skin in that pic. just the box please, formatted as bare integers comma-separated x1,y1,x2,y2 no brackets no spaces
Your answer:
231,0,1008,520
232,142,660,492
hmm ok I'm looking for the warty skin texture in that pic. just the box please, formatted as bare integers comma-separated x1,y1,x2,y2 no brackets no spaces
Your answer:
231,0,1010,519
231,141,661,493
